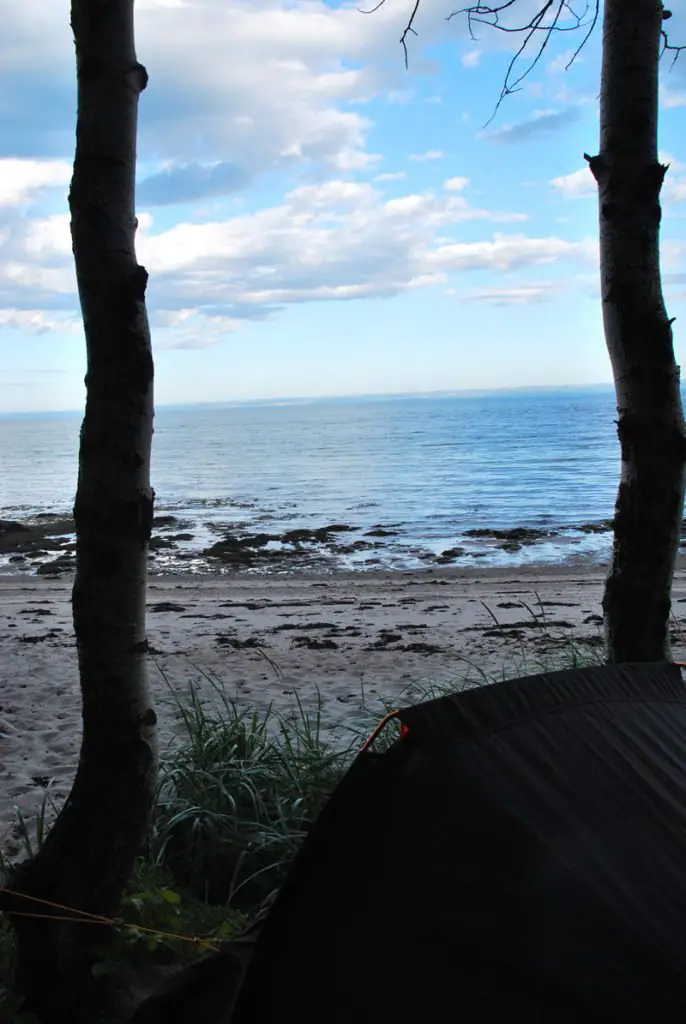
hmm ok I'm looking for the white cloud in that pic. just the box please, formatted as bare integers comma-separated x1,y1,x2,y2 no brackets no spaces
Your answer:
660,152,686,171
1,177,592,329
427,234,596,273
0,309,78,333
664,177,686,203
444,177,469,192
0,159,71,207
550,167,595,199
661,85,686,109
410,150,444,162
0,0,464,190
461,50,482,69
454,282,564,305
660,151,686,204
23,214,72,256
2,169,597,333
548,49,582,75
0,0,607,352
151,308,197,328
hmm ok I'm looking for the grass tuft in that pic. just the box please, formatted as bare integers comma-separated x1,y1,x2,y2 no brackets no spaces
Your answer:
147,670,354,911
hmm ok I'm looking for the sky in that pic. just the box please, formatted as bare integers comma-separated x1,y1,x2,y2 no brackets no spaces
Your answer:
2,0,686,413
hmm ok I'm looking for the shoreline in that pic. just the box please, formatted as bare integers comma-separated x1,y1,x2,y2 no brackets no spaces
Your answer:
0,511,616,578
4,562,686,857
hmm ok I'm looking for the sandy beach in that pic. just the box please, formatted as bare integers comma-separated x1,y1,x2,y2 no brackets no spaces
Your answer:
3,562,686,855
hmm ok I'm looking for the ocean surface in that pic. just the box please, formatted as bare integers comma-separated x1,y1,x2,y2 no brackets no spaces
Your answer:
0,388,622,574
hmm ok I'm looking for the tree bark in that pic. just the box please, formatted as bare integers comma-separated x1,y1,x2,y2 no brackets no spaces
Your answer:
0,2,157,1019
586,0,686,662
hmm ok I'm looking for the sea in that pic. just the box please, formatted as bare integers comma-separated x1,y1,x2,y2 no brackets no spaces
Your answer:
0,387,623,574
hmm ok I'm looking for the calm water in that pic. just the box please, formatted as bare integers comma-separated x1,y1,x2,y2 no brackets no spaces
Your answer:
0,388,622,571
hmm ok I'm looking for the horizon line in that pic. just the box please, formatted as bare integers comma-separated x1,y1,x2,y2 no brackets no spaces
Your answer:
0,381,617,417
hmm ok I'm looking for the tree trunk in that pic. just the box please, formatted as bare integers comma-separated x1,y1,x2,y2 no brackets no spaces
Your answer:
0,2,157,1020
586,0,686,662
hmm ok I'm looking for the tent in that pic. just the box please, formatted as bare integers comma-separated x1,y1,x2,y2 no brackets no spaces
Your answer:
132,662,686,1023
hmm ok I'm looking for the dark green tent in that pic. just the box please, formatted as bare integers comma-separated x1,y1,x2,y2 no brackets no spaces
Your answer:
133,662,686,1023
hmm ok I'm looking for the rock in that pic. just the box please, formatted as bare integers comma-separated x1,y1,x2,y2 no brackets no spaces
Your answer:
203,537,255,565
333,540,377,555
36,560,73,576
366,631,403,650
0,520,30,535
282,528,319,544
290,636,338,650
379,632,402,643
241,533,279,547
152,515,180,529
149,537,175,551
203,533,286,565
216,635,262,649
0,517,75,555
482,629,526,640
464,527,551,543
148,602,187,613
364,528,398,538
282,525,357,545
401,641,443,654
436,547,466,563
576,521,612,534
169,533,194,542
8,555,25,563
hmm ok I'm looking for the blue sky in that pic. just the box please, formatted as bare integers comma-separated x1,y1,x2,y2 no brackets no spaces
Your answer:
2,0,686,412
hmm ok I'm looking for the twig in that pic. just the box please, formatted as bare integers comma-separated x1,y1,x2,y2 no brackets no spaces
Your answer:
661,23,686,69
358,0,422,68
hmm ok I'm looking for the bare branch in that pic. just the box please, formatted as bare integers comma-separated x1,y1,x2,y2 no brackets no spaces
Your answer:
661,28,686,69
365,0,598,94
358,0,387,14
401,0,422,68
364,0,679,122
445,0,599,126
565,0,599,70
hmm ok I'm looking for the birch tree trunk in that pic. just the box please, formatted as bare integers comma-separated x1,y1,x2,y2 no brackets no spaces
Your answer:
586,0,686,662
1,2,157,1019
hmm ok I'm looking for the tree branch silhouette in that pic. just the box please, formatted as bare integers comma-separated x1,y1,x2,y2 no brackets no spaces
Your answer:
661,10,686,68
358,1,679,126
359,0,422,68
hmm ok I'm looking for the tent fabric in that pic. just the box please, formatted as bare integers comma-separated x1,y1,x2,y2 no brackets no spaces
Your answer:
229,662,686,1023
131,662,686,1022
